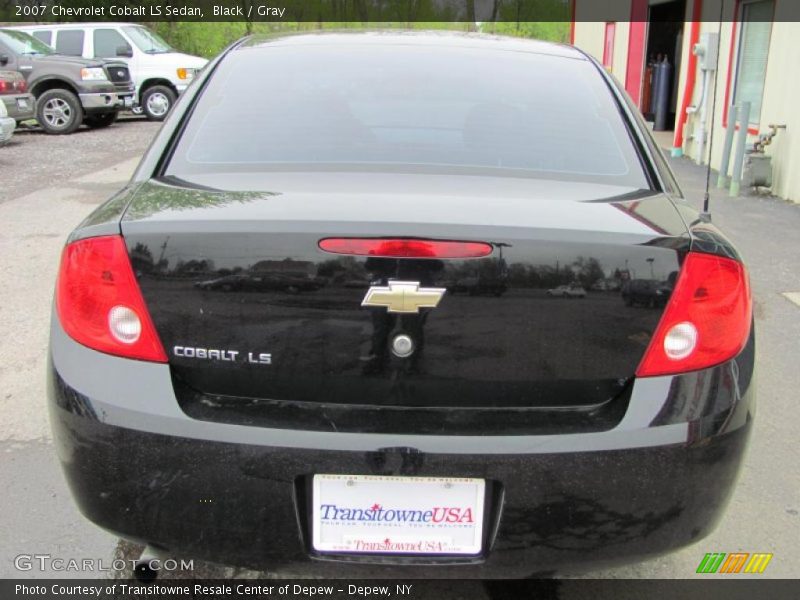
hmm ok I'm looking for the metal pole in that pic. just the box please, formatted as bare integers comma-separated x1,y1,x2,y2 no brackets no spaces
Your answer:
717,104,737,188
729,102,751,197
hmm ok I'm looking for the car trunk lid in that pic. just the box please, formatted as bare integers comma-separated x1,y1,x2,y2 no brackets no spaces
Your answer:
121,175,689,413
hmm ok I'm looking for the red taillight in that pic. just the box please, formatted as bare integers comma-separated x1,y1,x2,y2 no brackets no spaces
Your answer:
56,235,167,363
319,238,493,259
0,77,26,94
636,252,752,377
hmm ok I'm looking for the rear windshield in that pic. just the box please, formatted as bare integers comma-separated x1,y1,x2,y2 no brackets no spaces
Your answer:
166,41,648,187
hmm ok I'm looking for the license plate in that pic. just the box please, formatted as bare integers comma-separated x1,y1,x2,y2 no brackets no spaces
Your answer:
123,96,133,108
312,474,485,555
17,98,28,110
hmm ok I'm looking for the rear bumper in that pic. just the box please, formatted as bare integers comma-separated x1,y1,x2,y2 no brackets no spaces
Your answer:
2,95,35,121
48,318,756,577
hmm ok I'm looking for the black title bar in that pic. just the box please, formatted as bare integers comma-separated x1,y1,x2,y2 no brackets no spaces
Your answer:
2,0,798,23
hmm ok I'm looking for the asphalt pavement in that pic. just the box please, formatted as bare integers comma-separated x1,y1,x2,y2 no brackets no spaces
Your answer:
0,119,797,591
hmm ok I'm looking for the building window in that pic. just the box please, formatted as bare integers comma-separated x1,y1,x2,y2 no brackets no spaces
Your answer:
733,0,774,126
603,22,616,69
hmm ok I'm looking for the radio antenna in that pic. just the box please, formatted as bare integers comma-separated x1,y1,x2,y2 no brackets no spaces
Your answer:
702,2,725,217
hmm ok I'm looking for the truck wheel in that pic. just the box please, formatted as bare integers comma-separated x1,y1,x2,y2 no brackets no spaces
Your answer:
84,112,119,129
36,89,83,135
141,85,176,121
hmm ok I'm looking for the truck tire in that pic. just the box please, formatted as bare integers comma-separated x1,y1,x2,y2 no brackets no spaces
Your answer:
84,112,119,129
36,89,84,135
141,85,176,121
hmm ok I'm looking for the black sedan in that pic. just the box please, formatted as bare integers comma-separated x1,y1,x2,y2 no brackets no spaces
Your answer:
49,32,754,578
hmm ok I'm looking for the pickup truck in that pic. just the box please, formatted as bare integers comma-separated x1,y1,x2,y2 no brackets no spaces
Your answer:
9,23,208,121
0,29,134,134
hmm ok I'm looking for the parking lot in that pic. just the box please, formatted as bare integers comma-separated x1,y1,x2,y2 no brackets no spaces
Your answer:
1,119,798,591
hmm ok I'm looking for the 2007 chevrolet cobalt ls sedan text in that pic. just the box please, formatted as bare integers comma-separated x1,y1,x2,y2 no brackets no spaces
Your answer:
49,32,754,577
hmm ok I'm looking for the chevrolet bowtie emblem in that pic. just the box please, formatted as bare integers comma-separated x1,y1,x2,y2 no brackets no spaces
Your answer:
361,281,446,314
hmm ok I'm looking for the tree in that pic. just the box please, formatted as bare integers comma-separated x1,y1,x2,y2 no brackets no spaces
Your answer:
573,256,605,289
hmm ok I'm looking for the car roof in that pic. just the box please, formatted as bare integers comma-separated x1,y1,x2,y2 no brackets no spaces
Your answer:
236,31,586,62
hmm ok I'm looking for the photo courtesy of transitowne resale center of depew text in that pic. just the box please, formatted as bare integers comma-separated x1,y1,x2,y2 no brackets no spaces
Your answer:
0,0,799,599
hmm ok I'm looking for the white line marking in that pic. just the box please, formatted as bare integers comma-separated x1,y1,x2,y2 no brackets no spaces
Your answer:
781,292,800,307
